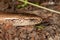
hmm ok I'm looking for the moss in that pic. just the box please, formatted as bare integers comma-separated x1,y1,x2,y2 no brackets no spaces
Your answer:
16,0,28,8
35,25,45,30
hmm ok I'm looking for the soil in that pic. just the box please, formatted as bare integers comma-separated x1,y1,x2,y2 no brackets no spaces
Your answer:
0,0,60,40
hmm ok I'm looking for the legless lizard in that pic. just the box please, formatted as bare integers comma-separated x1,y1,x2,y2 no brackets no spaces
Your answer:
0,12,42,26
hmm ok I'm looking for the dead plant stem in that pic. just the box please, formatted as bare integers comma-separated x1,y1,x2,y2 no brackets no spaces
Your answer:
19,0,60,14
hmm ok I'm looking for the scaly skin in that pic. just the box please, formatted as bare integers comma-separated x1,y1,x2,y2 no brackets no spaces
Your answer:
0,12,42,26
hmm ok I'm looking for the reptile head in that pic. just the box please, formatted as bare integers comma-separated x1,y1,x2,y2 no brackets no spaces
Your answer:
12,17,42,26
0,12,42,26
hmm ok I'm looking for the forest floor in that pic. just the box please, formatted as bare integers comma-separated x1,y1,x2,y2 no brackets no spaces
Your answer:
0,0,60,40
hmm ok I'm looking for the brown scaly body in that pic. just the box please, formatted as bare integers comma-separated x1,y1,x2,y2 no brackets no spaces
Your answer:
0,12,42,27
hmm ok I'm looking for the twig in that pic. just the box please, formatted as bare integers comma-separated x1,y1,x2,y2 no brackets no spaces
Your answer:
19,0,60,14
